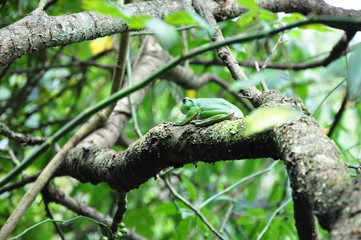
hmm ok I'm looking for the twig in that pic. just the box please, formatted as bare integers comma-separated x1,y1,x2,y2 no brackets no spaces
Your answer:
344,162,361,171
127,44,143,138
256,198,292,240
258,32,286,91
312,79,346,117
191,30,356,71
328,92,348,137
162,175,226,240
192,0,261,98
255,61,268,91
42,193,66,240
0,122,46,146
111,191,127,232
43,184,113,223
261,32,285,71
37,0,48,9
6,147,21,166
131,26,196,36
0,172,41,195
9,216,109,240
219,203,234,233
199,161,279,209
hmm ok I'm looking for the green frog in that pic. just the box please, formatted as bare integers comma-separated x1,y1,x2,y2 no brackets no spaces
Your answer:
174,97,243,126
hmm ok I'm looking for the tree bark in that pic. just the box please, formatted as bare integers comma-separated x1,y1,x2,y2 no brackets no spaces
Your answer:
59,89,361,239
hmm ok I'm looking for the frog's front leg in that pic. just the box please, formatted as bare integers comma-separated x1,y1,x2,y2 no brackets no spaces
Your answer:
192,112,235,126
174,107,199,126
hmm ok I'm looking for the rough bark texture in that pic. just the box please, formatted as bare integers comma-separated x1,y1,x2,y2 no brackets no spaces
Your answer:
60,90,361,239
61,120,276,191
253,90,360,240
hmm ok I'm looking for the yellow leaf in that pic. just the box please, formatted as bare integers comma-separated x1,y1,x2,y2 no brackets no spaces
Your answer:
186,89,197,98
89,36,113,55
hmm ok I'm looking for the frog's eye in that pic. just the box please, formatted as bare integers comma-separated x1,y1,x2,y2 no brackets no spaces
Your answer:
182,98,187,103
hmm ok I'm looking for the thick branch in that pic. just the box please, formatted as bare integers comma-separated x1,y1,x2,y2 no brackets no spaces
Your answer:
61,89,360,239
61,119,276,191
1,0,361,67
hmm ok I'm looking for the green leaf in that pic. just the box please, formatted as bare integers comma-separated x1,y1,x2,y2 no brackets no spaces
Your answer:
146,18,179,49
81,0,121,18
245,208,268,217
190,12,215,37
237,0,258,10
347,43,361,101
165,11,198,26
236,10,259,28
281,13,305,23
0,87,10,100
179,208,194,219
299,23,332,32
258,9,277,21
165,11,214,36
154,202,178,215
128,15,152,29
243,107,302,137
181,176,197,201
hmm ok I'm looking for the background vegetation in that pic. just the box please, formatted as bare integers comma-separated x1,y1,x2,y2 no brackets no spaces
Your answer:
0,0,360,239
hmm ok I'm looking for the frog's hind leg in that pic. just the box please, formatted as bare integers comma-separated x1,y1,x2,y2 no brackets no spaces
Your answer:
192,112,235,127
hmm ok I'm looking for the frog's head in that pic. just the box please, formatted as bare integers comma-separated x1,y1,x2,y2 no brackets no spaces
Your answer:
180,97,195,114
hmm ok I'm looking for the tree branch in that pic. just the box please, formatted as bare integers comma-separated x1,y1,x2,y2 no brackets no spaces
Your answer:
59,89,360,239
0,122,46,145
191,30,356,71
1,0,361,67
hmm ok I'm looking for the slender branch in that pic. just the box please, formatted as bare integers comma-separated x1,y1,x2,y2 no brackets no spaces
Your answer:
328,92,348,137
111,191,127,232
42,195,66,240
194,0,247,80
312,79,346,117
258,32,285,90
6,61,113,74
292,191,319,240
0,172,40,195
192,30,356,71
199,161,279,209
43,184,112,223
256,198,292,240
260,32,285,71
37,0,48,10
9,216,110,240
126,42,143,138
162,176,226,240
219,203,234,233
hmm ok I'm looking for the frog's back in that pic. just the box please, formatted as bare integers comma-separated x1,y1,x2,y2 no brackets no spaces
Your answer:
195,98,243,117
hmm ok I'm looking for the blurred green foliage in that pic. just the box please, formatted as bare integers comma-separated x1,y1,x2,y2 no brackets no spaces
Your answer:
0,0,359,239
